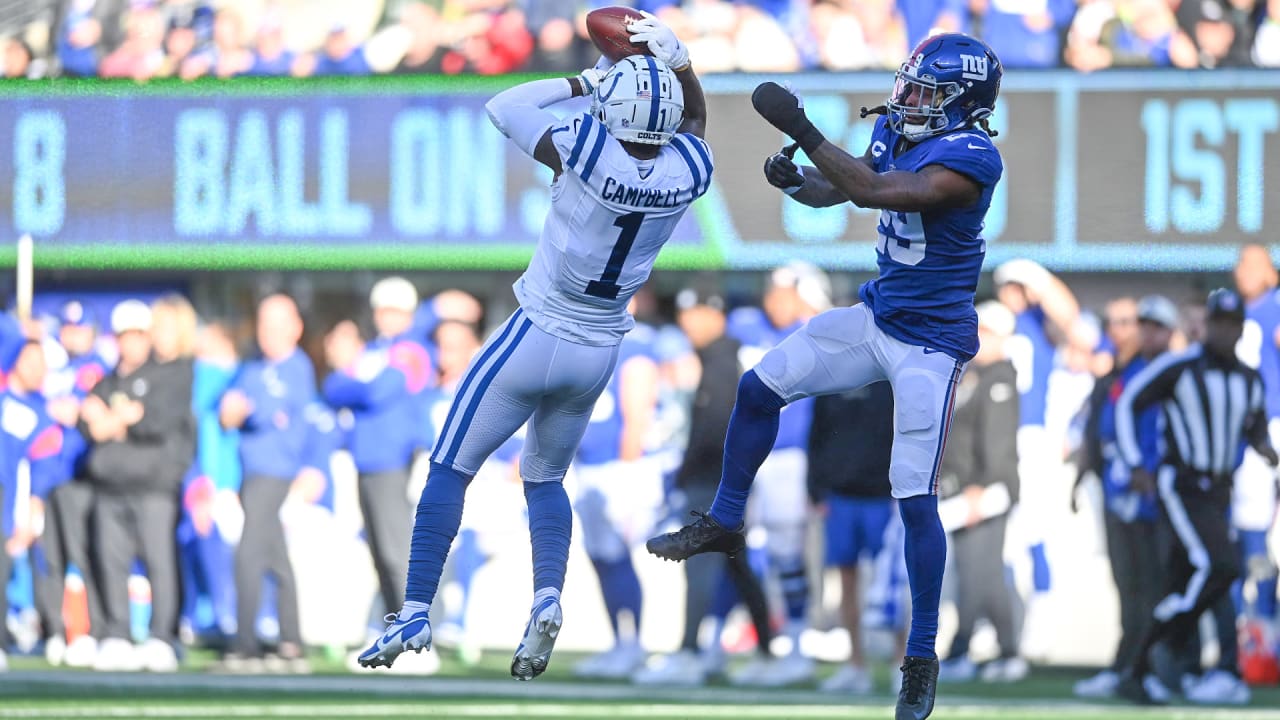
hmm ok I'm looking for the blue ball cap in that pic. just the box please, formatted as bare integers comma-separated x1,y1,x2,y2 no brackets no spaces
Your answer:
1206,288,1245,322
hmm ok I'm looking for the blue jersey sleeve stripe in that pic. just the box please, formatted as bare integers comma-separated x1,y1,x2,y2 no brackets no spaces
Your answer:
440,317,534,468
579,123,608,182
669,136,703,199
566,115,594,170
643,56,661,132
683,134,714,194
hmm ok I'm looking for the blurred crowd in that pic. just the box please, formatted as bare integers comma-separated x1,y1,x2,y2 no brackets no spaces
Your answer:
0,253,1277,698
0,0,1277,81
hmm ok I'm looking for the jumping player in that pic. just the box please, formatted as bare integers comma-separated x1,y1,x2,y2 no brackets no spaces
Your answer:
358,15,710,681
647,33,1003,720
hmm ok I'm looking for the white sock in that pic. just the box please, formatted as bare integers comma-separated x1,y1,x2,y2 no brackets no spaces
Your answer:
532,587,561,610
399,600,429,621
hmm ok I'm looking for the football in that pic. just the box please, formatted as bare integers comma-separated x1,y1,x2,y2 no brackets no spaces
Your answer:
585,6,652,63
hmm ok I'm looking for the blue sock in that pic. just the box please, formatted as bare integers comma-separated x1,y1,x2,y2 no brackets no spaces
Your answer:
405,463,471,606
899,494,946,659
709,371,786,529
1030,542,1051,593
525,481,572,594
776,554,809,624
591,556,643,639
709,566,741,621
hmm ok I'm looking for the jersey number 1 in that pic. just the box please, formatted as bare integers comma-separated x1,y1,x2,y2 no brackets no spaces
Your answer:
585,212,644,300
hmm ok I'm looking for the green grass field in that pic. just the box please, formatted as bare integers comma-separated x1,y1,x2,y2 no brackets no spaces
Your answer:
2,651,1278,720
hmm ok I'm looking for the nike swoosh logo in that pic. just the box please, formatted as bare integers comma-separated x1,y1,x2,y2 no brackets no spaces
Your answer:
922,347,946,355
382,618,426,645
967,143,986,150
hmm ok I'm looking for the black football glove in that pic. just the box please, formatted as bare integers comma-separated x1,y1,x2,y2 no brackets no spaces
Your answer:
751,82,825,155
763,143,804,191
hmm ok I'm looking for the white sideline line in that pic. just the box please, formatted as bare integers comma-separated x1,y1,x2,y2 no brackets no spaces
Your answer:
3,672,1280,719
3,705,1280,720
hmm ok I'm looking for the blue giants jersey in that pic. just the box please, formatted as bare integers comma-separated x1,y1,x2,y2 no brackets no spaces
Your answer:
727,308,814,451
857,116,1003,362
1242,288,1280,419
1008,306,1054,427
577,324,659,466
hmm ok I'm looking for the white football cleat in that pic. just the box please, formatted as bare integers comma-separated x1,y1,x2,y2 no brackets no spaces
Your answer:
819,664,874,694
742,653,816,687
44,636,66,667
511,597,563,681
1185,669,1251,705
139,638,179,673
1072,669,1119,698
93,638,141,672
63,636,98,669
728,655,773,686
937,656,977,683
575,643,646,679
633,650,707,687
981,656,1028,683
358,611,432,669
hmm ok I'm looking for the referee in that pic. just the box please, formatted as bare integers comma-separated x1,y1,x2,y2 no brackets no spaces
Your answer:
1114,288,1278,705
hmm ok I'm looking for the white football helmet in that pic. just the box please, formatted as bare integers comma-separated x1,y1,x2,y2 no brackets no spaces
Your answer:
592,55,684,146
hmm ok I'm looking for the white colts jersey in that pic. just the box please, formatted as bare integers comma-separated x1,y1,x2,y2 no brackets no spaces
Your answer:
514,113,713,346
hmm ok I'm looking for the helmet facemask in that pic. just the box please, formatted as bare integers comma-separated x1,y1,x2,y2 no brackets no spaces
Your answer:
886,65,963,141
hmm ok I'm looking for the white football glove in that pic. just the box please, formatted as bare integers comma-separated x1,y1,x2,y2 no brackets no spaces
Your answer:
577,67,608,96
628,12,690,71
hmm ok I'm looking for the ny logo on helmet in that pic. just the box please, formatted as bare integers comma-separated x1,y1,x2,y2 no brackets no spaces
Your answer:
961,54,987,81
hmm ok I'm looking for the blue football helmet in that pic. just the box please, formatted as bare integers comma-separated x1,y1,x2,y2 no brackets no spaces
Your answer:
886,33,1002,141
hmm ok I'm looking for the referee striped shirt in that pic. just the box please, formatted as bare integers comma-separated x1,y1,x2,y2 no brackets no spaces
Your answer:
1116,344,1271,482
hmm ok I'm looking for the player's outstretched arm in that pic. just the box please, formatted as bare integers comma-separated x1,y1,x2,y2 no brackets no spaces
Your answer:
630,14,705,138
673,66,707,139
486,74,595,175
763,149,856,208
752,82,980,212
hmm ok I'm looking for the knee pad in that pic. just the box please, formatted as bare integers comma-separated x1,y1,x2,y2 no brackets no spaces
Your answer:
739,370,787,414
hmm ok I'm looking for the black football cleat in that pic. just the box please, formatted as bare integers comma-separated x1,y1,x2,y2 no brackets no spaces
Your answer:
896,656,940,720
646,511,745,561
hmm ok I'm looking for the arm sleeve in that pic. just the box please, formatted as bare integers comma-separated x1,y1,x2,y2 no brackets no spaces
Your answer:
1244,375,1274,457
129,365,194,441
1116,352,1185,468
485,78,575,157
322,363,405,409
1138,406,1163,473
29,424,66,498
1080,379,1108,478
77,379,111,438
976,369,1021,503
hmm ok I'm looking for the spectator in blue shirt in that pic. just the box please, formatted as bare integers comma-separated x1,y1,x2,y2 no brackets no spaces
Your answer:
323,277,435,626
38,302,110,667
57,0,102,78
311,24,372,76
180,320,240,643
4,341,66,672
968,0,1077,68
219,294,314,669
245,10,296,76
